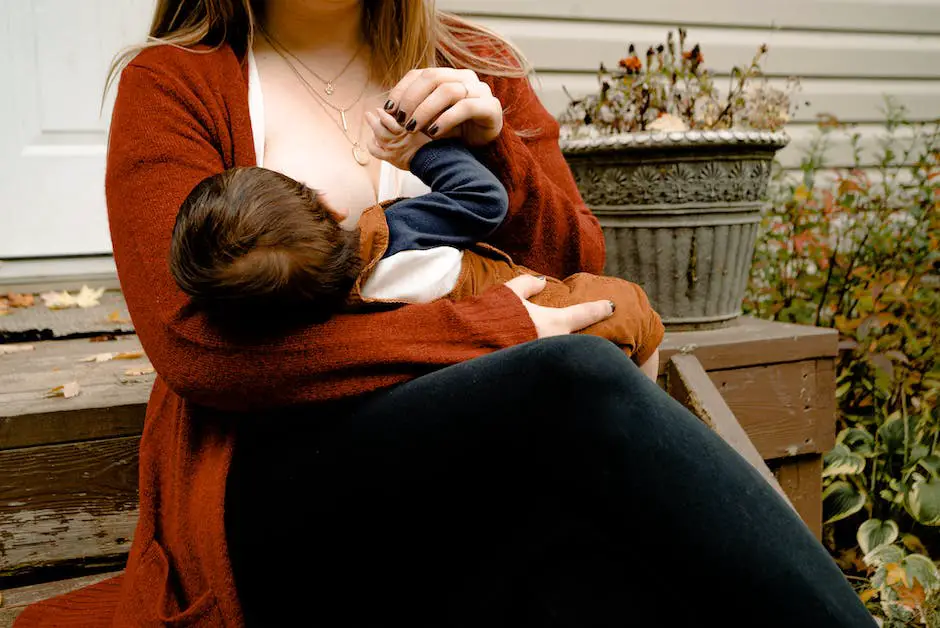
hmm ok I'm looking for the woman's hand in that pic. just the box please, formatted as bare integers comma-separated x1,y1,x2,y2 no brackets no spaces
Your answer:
384,68,503,147
504,275,614,338
365,109,430,171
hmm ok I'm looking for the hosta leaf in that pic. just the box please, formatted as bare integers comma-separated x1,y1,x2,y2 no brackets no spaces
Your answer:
823,443,867,477
902,554,940,590
865,544,905,568
837,427,876,457
858,519,900,555
907,477,940,526
911,444,930,462
878,419,906,455
823,481,866,524
917,455,940,479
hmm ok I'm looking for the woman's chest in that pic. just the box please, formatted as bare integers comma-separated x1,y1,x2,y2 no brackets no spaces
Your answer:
262,93,382,223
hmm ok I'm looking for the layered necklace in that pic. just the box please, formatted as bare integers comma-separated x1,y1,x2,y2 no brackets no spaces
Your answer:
260,28,373,167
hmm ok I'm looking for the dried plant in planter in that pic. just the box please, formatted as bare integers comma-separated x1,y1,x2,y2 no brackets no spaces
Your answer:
559,27,803,138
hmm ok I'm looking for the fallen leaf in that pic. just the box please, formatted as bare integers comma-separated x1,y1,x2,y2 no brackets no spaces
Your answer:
123,366,155,377
89,334,118,343
894,581,926,609
6,292,34,308
114,351,144,361
46,381,81,399
858,589,879,603
0,344,35,356
885,562,908,588
78,351,144,364
79,352,117,363
40,285,105,310
107,310,131,324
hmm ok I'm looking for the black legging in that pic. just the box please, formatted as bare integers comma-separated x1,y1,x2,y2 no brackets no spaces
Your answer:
226,335,874,627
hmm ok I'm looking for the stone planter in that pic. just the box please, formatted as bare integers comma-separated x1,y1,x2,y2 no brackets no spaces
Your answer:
560,130,789,329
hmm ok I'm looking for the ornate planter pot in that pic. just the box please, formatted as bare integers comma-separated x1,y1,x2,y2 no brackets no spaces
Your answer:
560,130,789,329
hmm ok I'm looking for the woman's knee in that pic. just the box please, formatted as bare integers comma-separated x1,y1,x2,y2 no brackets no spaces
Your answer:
526,335,646,394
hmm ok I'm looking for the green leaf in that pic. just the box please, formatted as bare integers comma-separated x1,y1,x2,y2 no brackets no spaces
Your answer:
918,455,940,479
823,480,866,524
902,554,940,590
878,418,906,455
837,427,877,457
906,477,940,526
865,543,905,568
858,519,900,555
911,444,930,462
823,443,867,477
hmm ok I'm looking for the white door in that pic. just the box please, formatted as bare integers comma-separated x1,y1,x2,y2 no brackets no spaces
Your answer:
0,0,154,259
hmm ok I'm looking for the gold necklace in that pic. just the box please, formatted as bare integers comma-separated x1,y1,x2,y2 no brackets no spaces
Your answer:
268,38,370,136
260,27,364,97
268,47,372,166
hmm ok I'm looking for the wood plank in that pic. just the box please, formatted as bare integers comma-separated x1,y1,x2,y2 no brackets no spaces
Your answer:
1,335,150,449
0,571,122,628
706,360,835,459
774,456,825,540
0,291,133,343
659,316,838,373
441,0,940,36
0,437,139,575
473,17,940,79
666,354,796,511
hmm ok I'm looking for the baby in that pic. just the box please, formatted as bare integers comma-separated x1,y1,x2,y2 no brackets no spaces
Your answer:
169,110,664,375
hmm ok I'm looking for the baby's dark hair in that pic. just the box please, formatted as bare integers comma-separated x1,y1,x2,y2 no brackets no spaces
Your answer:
169,167,362,320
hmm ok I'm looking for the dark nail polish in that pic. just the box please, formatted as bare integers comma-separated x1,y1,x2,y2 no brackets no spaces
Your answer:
383,100,394,111
608,300,616,314
396,110,407,124
428,124,439,136
405,118,417,132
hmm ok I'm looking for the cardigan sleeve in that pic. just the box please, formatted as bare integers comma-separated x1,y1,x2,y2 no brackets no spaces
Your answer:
477,72,606,278
105,59,536,412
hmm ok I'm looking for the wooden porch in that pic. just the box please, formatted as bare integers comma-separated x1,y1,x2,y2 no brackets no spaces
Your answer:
0,290,838,625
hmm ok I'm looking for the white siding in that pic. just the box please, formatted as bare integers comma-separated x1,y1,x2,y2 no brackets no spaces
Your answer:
441,0,940,168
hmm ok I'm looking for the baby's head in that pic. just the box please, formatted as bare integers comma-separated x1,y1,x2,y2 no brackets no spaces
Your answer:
170,167,362,320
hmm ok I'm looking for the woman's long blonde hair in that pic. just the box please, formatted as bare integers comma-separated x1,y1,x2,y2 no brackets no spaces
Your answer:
106,0,530,94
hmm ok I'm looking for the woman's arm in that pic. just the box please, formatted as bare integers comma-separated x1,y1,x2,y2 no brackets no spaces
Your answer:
478,73,606,278
105,55,536,412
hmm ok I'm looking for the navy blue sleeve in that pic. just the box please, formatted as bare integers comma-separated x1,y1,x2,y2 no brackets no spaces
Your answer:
382,140,509,259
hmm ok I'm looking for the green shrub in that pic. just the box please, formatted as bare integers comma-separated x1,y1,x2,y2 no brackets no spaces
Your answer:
745,100,939,623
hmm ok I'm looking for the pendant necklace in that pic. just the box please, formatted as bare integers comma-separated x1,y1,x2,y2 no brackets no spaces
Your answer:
262,33,373,166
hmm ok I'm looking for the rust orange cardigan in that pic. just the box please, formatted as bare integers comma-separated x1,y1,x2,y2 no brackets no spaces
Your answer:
14,43,604,627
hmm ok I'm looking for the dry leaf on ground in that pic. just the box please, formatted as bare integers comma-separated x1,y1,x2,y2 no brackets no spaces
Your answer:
90,334,118,343
78,351,144,364
124,366,155,377
107,310,131,324
6,292,35,308
40,285,105,310
120,365,156,383
46,381,81,399
0,344,35,356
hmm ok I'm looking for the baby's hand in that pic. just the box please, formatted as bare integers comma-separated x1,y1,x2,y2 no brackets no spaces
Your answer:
366,109,431,171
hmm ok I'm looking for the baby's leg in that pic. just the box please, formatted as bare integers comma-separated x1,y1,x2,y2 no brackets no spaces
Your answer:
526,272,665,371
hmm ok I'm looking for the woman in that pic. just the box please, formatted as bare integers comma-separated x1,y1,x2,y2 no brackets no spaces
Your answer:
16,1,874,626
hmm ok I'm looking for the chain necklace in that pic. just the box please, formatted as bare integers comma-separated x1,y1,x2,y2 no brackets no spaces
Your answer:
265,43,373,166
267,37,370,137
260,27,364,97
